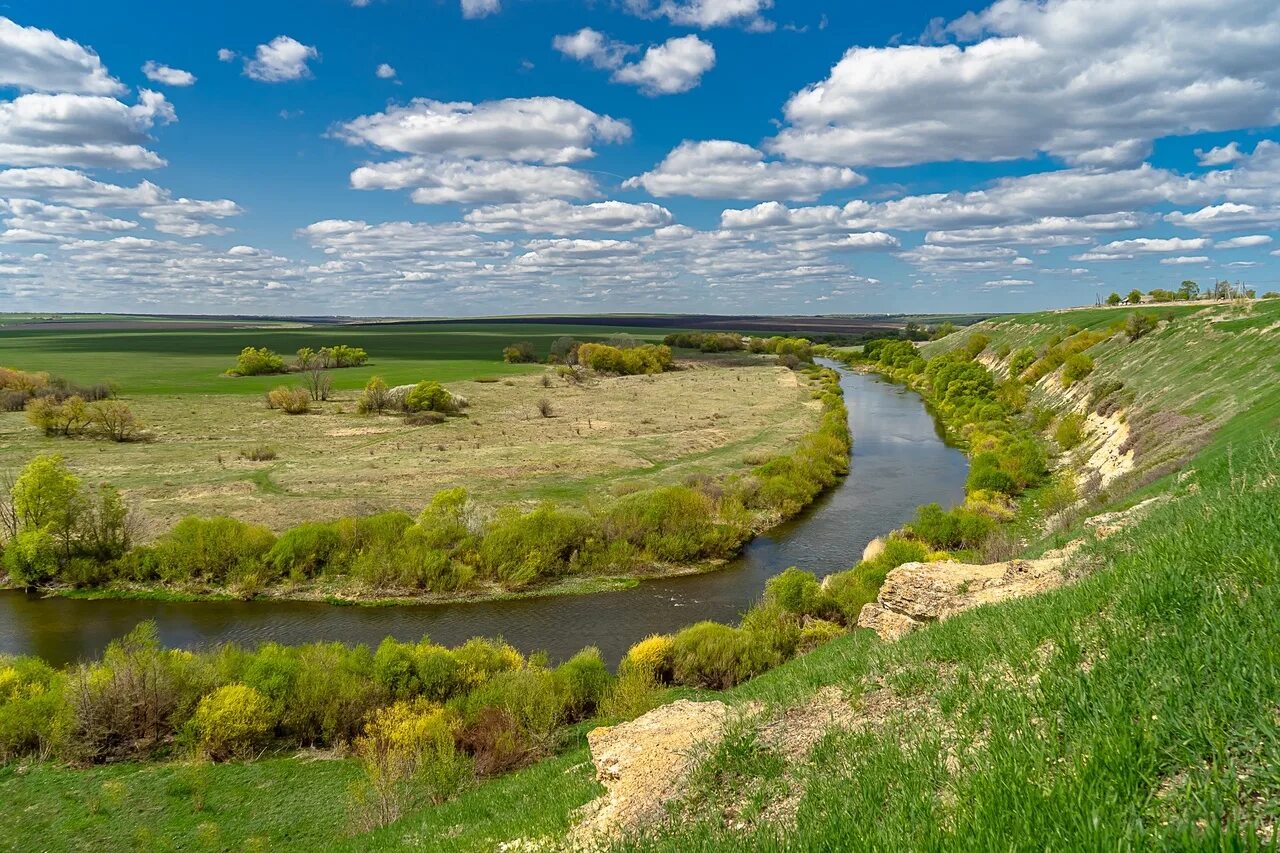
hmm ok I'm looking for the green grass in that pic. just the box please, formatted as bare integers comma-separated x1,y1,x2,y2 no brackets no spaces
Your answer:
619,432,1280,850
0,756,360,851
0,322,676,395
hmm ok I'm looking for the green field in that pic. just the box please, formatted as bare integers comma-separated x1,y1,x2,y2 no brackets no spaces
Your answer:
0,322,685,394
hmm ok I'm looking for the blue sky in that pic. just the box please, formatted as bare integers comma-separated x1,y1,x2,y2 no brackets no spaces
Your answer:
1,0,1278,316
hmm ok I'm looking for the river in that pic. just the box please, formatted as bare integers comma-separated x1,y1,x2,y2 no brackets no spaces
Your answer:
0,364,968,668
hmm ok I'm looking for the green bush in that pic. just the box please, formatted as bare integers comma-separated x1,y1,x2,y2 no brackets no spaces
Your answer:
1061,353,1095,386
266,522,342,579
150,517,276,586
193,683,275,760
1055,412,1086,450
404,381,455,414
671,621,771,689
1008,347,1036,378
502,342,538,364
764,566,834,618
906,503,995,550
478,505,591,587
230,346,286,376
576,342,673,375
825,536,930,620
0,657,70,761
554,648,612,721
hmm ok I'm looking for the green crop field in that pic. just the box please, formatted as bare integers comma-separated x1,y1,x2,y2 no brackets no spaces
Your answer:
0,322,682,395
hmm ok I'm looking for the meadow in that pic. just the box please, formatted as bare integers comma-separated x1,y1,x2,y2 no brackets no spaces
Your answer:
0,321,819,533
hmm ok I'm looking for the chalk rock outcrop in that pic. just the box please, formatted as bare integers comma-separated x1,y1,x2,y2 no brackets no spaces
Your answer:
569,699,729,847
857,556,1069,641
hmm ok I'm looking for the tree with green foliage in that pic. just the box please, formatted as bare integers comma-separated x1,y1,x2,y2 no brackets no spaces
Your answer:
404,381,455,414
230,346,286,376
502,342,537,364
1177,280,1199,300
1106,292,1122,305
1125,312,1158,341
1125,289,1143,304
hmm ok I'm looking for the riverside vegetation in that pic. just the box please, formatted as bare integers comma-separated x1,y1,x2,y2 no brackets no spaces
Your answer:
0,343,848,600
2,299,1276,849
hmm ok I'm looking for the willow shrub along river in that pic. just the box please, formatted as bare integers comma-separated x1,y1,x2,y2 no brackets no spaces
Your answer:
0,365,967,667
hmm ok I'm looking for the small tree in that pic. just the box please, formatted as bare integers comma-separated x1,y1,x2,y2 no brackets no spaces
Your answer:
502,342,537,364
357,376,390,414
1125,289,1143,305
350,700,471,830
11,455,85,563
404,381,454,414
548,336,578,364
231,346,285,376
88,400,145,442
1105,292,1122,305
25,395,89,436
1177,280,1199,300
1124,312,1157,342
536,398,554,418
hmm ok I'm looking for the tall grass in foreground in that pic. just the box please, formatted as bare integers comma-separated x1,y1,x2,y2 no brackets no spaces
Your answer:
623,435,1280,850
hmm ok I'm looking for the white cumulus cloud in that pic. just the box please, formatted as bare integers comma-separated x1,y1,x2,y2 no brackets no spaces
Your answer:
770,0,1280,168
625,140,863,200
141,61,195,86
0,16,123,95
613,35,715,96
243,36,318,82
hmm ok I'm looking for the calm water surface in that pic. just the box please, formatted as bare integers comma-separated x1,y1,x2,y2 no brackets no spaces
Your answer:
0,364,967,667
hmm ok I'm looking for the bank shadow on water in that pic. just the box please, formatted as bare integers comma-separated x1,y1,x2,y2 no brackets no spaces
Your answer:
0,363,968,668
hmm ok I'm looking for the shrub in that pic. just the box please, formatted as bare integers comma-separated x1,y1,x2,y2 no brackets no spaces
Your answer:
265,522,342,579
231,346,285,377
193,684,274,761
266,386,310,414
351,699,469,829
906,503,995,550
2,529,59,586
1055,412,1086,450
1008,347,1036,378
1061,353,1094,386
1124,312,1158,341
150,516,276,586
554,648,611,721
357,376,390,414
456,706,525,777
671,621,768,689
600,668,661,720
88,400,145,442
239,444,277,462
576,343,672,375
405,411,446,426
478,505,591,587
825,536,930,621
536,398,554,418
318,345,368,368
0,657,70,762
739,601,801,666
502,342,538,364
453,638,524,690
25,395,89,436
797,619,846,653
602,486,732,563
620,634,675,683
404,381,455,414
549,336,579,364
765,566,834,618
462,668,564,754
